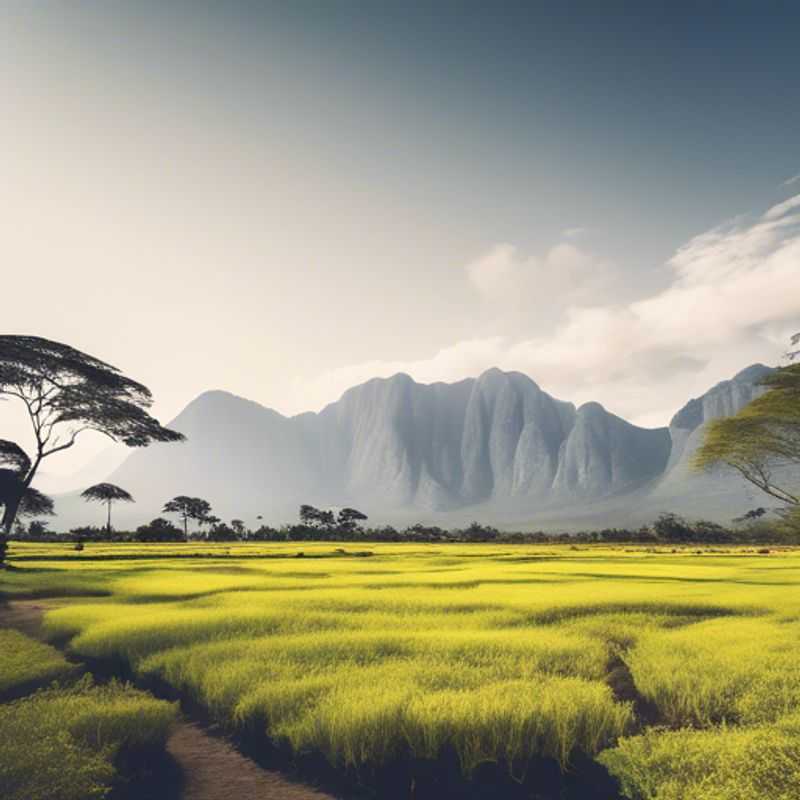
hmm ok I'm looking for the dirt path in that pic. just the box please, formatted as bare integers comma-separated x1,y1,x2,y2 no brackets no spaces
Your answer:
1,600,339,800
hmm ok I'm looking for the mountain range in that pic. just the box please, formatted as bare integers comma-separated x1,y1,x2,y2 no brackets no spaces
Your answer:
50,362,780,531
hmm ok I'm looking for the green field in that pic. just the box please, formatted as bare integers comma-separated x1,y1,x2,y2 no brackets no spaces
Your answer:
4,541,800,799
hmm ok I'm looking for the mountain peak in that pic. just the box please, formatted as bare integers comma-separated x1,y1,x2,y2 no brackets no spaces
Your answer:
75,360,777,531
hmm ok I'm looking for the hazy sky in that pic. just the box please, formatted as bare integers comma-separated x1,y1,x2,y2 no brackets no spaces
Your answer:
2,1,799,479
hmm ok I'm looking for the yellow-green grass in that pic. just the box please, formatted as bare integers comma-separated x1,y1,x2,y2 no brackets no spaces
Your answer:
599,713,800,800
0,629,80,699
0,675,177,800
4,541,800,793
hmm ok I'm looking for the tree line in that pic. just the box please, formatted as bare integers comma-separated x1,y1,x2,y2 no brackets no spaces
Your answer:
12,507,800,547
2,334,799,563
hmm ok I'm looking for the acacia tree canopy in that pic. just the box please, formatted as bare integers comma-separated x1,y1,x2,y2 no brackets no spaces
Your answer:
0,335,184,534
163,496,212,536
81,482,135,534
337,507,368,531
693,362,800,506
81,483,135,504
18,487,55,518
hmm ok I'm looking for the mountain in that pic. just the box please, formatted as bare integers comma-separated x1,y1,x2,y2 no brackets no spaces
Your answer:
53,363,778,530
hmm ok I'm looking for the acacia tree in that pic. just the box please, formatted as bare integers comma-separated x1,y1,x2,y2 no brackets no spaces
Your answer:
337,507,368,532
0,336,184,536
163,496,212,537
0,439,54,553
19,487,55,519
694,358,800,506
81,483,135,534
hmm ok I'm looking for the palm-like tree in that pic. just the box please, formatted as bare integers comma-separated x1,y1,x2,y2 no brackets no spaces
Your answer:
81,483,135,534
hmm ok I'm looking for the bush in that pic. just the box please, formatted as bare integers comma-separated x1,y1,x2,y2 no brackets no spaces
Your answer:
135,518,185,542
0,629,80,699
0,675,177,800
599,713,800,800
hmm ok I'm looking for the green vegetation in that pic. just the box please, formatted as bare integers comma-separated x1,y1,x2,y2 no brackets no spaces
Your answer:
0,629,79,699
3,541,800,797
0,675,177,800
694,362,800,506
599,714,800,800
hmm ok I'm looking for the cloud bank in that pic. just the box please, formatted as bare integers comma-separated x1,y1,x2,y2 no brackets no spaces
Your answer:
291,195,800,427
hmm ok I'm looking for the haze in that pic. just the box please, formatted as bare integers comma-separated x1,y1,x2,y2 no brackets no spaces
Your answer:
2,1,799,481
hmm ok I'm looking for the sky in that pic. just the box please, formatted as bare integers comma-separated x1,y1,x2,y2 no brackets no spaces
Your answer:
2,1,799,483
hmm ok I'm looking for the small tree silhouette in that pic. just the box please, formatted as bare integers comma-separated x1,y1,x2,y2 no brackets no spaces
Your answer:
163,496,212,538
81,483,135,534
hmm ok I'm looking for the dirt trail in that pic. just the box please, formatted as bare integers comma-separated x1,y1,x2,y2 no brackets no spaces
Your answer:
0,600,339,800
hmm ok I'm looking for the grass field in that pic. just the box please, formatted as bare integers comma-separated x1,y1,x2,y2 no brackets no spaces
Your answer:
0,628,80,699
3,541,800,799
0,675,177,800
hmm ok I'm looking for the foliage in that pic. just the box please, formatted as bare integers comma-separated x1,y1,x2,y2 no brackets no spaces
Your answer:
0,335,183,534
600,714,800,800
625,617,800,727
4,540,796,796
694,363,800,505
0,675,177,800
80,484,134,504
299,504,335,528
337,507,368,531
81,483,134,533
18,487,55,518
162,496,212,536
134,517,185,542
0,629,79,698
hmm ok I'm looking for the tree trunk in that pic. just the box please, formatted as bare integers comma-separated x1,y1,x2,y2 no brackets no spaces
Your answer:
1,488,23,535
107,500,112,535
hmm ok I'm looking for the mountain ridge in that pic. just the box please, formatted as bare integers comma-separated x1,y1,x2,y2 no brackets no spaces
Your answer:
50,363,776,530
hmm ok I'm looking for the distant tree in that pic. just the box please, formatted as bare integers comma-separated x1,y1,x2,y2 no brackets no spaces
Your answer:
733,507,768,524
318,510,335,529
207,520,238,542
200,515,220,538
299,504,336,530
0,336,183,539
337,508,368,532
163,496,212,537
26,519,50,537
80,483,134,534
299,504,321,526
694,361,800,506
653,512,695,542
230,519,246,538
462,521,500,542
135,517,184,543
691,519,732,543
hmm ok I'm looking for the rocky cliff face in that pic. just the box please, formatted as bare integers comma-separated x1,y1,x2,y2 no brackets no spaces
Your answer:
100,365,694,525
654,364,772,488
49,362,776,529
643,363,775,519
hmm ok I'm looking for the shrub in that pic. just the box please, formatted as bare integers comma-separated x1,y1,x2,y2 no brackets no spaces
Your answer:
0,676,177,800
599,713,800,800
0,629,80,699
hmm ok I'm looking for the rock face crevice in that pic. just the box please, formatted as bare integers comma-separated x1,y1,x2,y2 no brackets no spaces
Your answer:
56,362,775,527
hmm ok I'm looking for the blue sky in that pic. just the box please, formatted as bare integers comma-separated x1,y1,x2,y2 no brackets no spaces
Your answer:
2,1,799,479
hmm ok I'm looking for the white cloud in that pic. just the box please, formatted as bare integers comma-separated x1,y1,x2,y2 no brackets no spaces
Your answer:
290,195,800,426
562,226,588,238
464,243,519,295
783,173,800,187
463,240,614,311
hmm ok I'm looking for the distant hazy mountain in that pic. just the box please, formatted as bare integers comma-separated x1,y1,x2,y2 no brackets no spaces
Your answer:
52,363,779,531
